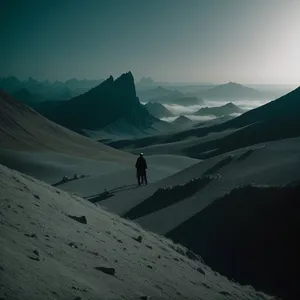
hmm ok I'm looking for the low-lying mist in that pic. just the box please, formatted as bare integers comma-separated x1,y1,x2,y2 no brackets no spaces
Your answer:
159,98,271,123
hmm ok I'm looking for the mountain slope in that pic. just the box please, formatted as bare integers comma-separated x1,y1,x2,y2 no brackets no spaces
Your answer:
195,102,244,117
167,182,300,300
145,102,174,118
35,72,156,133
0,90,133,163
0,164,272,300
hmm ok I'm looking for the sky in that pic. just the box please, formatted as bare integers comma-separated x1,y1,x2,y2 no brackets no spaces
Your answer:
1,0,299,84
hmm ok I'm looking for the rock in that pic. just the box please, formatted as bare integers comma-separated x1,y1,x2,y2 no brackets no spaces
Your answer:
68,215,87,224
33,195,40,199
186,249,201,261
220,291,231,296
33,249,40,256
140,297,150,300
74,174,80,179
197,267,205,275
28,256,40,261
175,246,185,256
24,233,37,238
62,176,69,182
17,204,24,209
74,297,82,300
133,235,143,243
69,242,79,249
202,283,210,289
146,244,153,249
147,265,153,269
94,266,116,276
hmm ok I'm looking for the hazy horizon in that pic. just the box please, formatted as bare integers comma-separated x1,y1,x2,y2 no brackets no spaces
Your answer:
1,0,300,84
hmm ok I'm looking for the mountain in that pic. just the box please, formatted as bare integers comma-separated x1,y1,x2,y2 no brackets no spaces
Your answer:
172,115,193,126
35,72,156,133
202,82,264,100
138,86,204,106
145,102,174,118
195,102,244,117
0,90,132,162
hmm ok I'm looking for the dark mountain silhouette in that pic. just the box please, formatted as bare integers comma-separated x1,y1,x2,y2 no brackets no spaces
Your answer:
138,86,203,106
195,102,244,117
145,102,173,118
108,86,300,157
167,182,300,300
34,72,156,133
0,76,24,93
202,82,264,100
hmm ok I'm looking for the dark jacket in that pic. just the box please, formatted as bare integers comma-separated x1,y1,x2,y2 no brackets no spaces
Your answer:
135,156,147,173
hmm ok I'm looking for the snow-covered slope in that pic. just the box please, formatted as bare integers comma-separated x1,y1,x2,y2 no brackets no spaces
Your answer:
0,164,272,300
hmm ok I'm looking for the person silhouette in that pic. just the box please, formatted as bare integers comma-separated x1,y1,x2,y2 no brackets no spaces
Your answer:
135,153,148,186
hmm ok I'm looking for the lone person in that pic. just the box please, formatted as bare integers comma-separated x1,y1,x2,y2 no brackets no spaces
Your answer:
135,153,148,186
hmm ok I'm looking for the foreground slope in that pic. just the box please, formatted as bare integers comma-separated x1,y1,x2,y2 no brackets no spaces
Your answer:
0,164,272,300
167,183,300,300
0,90,133,163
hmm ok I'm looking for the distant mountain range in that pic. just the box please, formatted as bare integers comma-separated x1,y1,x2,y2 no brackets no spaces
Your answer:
108,85,300,158
145,102,174,118
33,72,156,134
138,86,203,106
0,76,104,101
201,82,265,100
195,102,244,117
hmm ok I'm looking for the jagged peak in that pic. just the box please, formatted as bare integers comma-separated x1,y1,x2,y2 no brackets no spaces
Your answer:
115,71,134,83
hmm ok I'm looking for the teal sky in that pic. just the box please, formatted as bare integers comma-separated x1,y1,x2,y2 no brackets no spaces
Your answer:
1,0,299,84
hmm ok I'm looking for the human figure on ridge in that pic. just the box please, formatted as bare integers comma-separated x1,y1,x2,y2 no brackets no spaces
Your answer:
135,153,148,186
